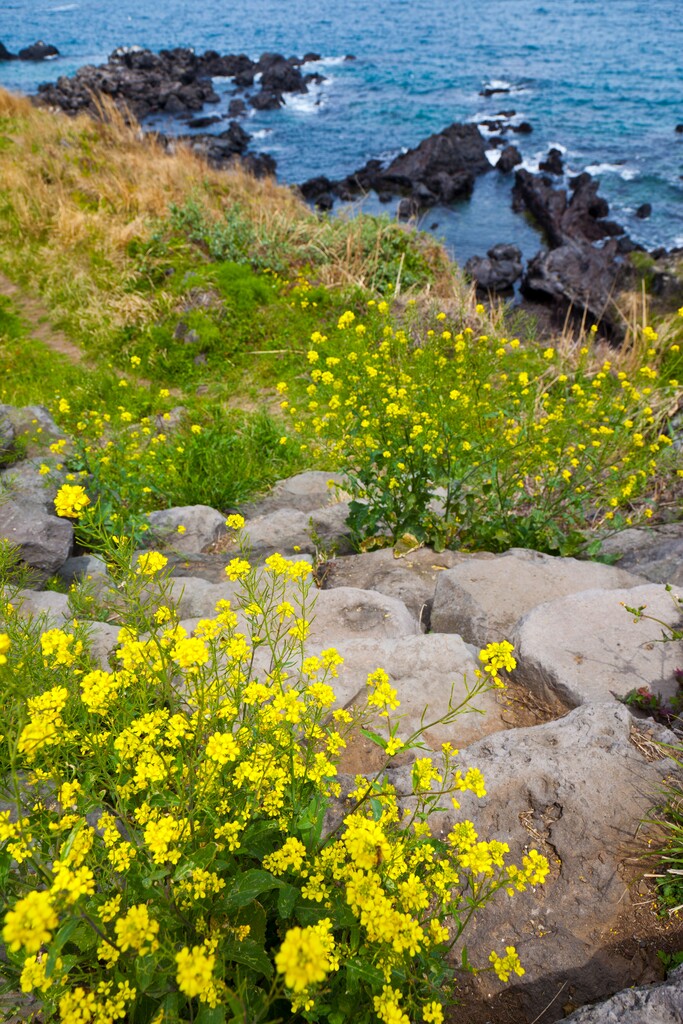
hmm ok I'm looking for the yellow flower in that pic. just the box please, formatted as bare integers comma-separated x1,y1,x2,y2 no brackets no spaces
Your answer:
0,632,9,666
135,552,168,576
3,891,58,953
275,922,334,992
54,484,90,519
176,945,216,1000
225,557,251,581
114,904,159,955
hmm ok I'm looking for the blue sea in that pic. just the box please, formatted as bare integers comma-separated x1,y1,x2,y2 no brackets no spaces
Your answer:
1,0,681,266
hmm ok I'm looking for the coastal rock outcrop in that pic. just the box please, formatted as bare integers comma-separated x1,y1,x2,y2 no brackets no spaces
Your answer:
513,169,634,333
300,122,491,211
464,242,523,292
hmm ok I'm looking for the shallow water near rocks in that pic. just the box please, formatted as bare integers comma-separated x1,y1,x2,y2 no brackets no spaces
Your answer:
1,0,681,265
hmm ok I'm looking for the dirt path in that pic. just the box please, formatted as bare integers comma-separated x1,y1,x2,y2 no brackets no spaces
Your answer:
0,272,86,363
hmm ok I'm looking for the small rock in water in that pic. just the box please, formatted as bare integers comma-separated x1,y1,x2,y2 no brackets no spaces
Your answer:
635,202,652,219
18,40,60,61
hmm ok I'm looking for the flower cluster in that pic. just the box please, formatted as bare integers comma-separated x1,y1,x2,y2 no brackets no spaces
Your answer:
279,305,681,553
0,541,548,1024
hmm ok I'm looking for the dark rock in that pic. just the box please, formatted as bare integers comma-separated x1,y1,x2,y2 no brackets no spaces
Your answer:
513,168,622,248
675,124,683,133
259,57,307,94
250,89,284,110
520,238,628,336
0,413,15,464
18,40,59,61
227,98,246,117
233,69,254,88
187,114,222,129
241,151,277,178
465,243,523,292
199,52,253,77
635,202,652,219
497,143,522,173
0,41,17,61
512,120,533,133
344,54,356,61
315,193,334,211
378,122,490,202
397,197,418,220
539,146,564,175
480,82,511,97
299,175,333,201
303,52,321,63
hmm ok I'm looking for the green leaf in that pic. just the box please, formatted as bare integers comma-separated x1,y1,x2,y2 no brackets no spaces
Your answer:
195,1006,226,1024
237,820,280,860
172,842,218,881
277,882,299,920
223,869,281,911
345,957,385,993
222,939,273,979
135,954,161,994
45,918,80,978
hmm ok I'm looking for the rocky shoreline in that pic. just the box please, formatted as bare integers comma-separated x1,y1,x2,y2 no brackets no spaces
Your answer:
6,41,683,332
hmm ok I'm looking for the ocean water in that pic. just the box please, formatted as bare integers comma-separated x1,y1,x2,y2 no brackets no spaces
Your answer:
1,0,681,266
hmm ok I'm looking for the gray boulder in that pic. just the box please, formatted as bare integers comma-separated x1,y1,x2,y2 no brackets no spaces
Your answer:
321,546,479,625
430,548,646,647
598,524,683,587
390,703,678,1020
311,634,511,759
13,588,71,627
465,243,523,292
0,499,73,574
145,505,227,553
512,582,683,707
308,586,420,645
557,964,683,1023
244,470,349,516
0,458,66,511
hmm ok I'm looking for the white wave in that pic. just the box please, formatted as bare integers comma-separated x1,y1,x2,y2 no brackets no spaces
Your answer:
584,162,638,181
546,141,568,154
283,91,324,115
250,128,272,139
486,148,502,166
316,55,350,67
48,2,79,9
482,78,512,91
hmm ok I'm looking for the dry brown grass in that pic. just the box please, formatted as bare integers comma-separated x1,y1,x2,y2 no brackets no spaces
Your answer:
0,87,462,349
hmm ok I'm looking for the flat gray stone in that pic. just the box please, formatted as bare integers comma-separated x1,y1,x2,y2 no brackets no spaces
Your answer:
164,577,239,619
81,621,121,670
308,502,354,556
0,498,73,574
389,703,677,1020
309,634,510,752
58,554,109,585
321,547,491,627
512,583,683,707
146,505,227,553
0,458,66,511
558,965,683,1023
0,404,65,446
240,508,316,560
308,586,419,644
13,588,71,627
598,524,683,587
244,470,349,516
431,548,647,647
